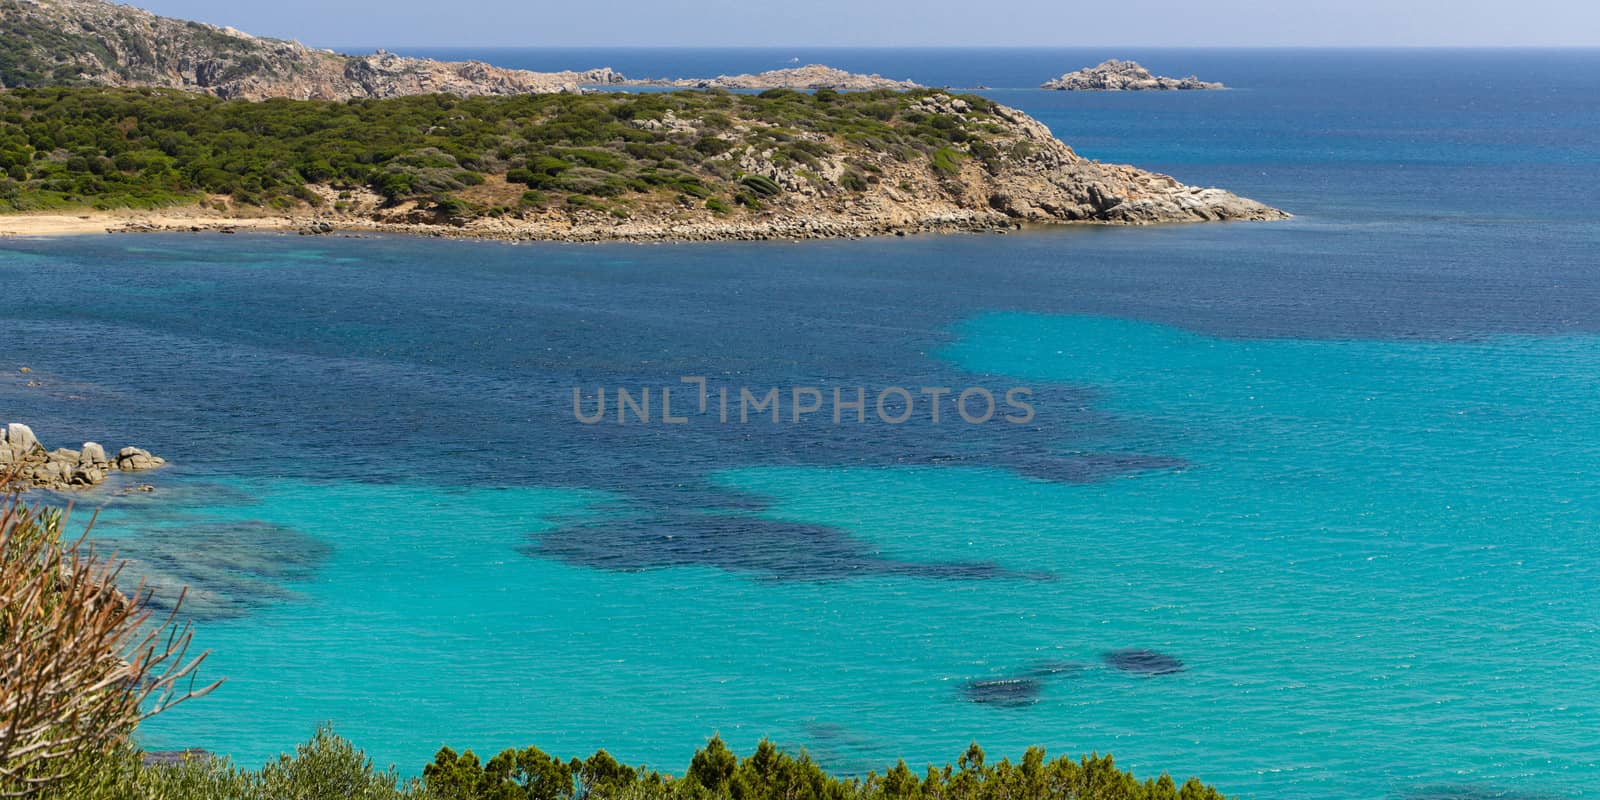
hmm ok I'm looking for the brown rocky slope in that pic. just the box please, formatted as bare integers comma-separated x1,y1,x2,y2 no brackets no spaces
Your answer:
0,0,623,98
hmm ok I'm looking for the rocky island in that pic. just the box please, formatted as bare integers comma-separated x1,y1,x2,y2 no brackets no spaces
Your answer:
1,422,165,491
1042,60,1225,91
623,65,922,91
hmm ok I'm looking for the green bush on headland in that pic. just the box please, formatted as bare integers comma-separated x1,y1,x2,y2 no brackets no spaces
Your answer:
0,86,1005,217
36,729,1229,800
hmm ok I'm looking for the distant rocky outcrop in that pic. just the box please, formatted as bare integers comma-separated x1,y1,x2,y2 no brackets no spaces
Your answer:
0,0,623,99
626,64,922,91
1,423,165,491
1042,60,1224,91
0,0,925,99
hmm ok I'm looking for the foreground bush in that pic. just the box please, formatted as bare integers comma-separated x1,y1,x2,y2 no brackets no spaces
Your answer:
37,730,1228,800
0,488,217,796
39,727,422,800
426,737,1227,800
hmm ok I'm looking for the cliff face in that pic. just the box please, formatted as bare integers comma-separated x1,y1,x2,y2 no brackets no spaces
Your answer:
0,0,621,98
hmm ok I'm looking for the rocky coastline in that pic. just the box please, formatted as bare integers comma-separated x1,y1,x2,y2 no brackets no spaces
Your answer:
1,422,165,491
1042,60,1225,91
82,180,1282,244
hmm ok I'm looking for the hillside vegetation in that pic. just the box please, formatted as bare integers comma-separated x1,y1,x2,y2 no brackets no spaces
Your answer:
0,86,1283,239
0,86,1001,214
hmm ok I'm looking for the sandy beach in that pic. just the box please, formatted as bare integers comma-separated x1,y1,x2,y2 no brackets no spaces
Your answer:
0,211,300,238
0,206,1014,243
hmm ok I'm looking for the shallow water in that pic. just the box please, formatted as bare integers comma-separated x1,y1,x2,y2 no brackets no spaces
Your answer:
2,49,1599,799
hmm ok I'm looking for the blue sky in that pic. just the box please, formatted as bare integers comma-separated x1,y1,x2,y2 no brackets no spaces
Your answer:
131,0,1600,48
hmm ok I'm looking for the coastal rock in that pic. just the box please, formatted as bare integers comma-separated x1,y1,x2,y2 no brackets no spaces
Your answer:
3,423,41,459
1,423,166,491
627,64,922,91
117,447,166,472
79,442,110,466
331,51,623,99
1042,60,1224,91
47,447,81,464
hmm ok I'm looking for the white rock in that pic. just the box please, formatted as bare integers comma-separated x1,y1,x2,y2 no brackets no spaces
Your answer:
80,442,108,466
5,423,39,453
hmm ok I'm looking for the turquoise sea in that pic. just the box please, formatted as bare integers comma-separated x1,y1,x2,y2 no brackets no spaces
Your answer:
3,50,1599,799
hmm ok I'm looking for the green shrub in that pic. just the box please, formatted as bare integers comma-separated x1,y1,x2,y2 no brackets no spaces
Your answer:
931,147,964,177
555,167,628,197
38,727,423,800
431,196,478,219
418,736,1230,800
739,174,782,197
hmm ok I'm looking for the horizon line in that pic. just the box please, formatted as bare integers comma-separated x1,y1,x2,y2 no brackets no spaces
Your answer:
342,43,1600,51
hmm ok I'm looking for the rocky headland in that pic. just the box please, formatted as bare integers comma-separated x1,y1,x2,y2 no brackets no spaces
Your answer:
1,422,165,491
0,0,916,99
0,87,1287,244
1042,60,1225,91
623,65,922,91
0,0,623,99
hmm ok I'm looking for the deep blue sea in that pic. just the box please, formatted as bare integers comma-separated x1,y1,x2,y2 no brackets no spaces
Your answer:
3,49,1599,799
